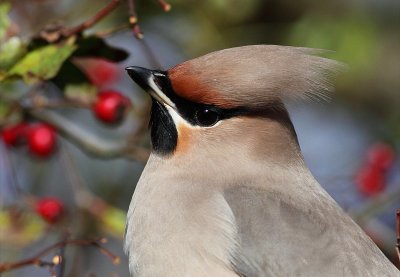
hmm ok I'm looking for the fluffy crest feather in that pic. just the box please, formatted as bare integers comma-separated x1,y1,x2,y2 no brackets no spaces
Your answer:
168,45,344,109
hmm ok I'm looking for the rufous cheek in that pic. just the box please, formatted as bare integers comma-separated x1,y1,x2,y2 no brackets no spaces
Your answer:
175,124,193,155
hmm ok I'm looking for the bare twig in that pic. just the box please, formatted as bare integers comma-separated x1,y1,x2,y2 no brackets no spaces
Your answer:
396,209,400,263
349,185,400,225
158,0,171,12
94,23,130,38
127,0,171,39
0,238,119,274
39,0,121,42
139,39,163,69
62,0,121,37
127,0,143,39
59,145,113,218
127,0,138,24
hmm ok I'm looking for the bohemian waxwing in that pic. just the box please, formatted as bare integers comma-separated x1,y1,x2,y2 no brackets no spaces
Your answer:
124,45,399,277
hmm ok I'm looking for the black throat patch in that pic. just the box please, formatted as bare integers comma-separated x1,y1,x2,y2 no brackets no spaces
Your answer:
149,99,178,156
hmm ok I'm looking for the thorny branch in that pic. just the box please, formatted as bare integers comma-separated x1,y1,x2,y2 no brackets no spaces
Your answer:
0,238,120,275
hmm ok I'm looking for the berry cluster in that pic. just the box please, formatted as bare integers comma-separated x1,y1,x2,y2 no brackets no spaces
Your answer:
356,143,395,196
0,59,131,229
1,123,57,158
80,59,132,125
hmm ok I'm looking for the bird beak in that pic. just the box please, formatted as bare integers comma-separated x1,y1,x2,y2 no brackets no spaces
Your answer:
125,66,176,108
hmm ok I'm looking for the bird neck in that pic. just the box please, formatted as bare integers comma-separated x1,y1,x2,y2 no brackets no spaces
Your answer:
125,155,240,277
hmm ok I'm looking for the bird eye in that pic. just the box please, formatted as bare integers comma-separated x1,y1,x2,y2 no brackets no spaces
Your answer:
195,109,219,127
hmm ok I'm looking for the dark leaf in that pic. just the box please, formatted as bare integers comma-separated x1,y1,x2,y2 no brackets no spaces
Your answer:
73,36,129,62
51,60,90,90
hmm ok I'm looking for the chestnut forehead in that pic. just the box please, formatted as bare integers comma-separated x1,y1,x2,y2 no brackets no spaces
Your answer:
168,65,235,109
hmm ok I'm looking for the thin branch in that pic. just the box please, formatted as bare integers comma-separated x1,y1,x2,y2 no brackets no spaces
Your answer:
2,143,22,197
127,0,138,24
38,0,121,42
94,23,130,38
0,238,119,274
127,0,143,39
349,184,400,225
27,108,149,162
126,0,170,39
157,0,171,12
396,209,400,263
62,0,121,37
30,96,90,109
59,145,113,219
139,39,163,69
54,233,70,277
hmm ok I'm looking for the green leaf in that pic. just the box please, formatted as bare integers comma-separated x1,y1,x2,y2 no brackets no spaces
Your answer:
0,36,27,71
74,36,129,62
100,206,126,238
65,83,98,105
0,209,45,247
0,3,11,40
8,42,77,84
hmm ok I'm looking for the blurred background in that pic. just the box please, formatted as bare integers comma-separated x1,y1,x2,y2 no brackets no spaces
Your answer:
0,0,399,276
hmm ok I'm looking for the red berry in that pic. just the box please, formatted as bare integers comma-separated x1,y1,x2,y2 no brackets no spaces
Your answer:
367,143,395,170
356,165,386,196
76,58,119,87
93,90,131,124
36,197,64,224
28,124,56,157
1,123,29,147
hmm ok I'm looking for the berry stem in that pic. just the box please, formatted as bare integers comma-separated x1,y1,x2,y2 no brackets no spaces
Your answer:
0,238,119,274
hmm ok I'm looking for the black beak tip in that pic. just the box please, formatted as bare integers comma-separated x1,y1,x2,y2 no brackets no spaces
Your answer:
125,66,148,82
125,66,155,90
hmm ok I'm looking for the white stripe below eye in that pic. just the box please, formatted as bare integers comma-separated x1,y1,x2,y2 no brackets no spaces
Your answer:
165,105,222,130
148,76,176,108
165,105,187,127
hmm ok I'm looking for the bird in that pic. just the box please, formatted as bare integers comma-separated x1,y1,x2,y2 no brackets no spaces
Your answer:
124,45,399,277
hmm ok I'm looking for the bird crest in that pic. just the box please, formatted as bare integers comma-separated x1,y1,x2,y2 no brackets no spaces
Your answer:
168,45,344,109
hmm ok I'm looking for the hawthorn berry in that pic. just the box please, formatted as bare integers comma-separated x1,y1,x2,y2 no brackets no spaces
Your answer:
356,165,386,197
93,90,131,124
1,123,29,147
36,197,64,224
367,143,395,170
28,124,57,157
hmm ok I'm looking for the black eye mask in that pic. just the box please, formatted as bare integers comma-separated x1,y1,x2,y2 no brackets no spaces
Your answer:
127,67,297,156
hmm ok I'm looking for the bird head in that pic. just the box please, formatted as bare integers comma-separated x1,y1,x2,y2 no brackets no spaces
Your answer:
126,45,342,166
